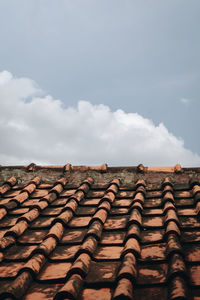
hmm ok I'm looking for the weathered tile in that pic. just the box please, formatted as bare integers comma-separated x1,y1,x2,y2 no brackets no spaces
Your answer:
100,231,126,245
94,246,123,260
141,243,166,261
37,262,72,281
138,264,167,284
104,216,128,230
49,245,80,261
86,261,120,283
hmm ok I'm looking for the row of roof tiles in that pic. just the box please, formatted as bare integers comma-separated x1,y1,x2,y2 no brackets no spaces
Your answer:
0,163,186,173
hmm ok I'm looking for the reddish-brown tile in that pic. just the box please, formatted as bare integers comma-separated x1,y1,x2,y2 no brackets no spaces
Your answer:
24,282,63,299
141,243,166,261
138,264,167,284
30,217,54,228
81,198,101,206
94,246,123,260
184,244,200,262
4,245,37,261
37,262,72,281
86,261,119,283
143,198,162,208
100,231,125,245
0,262,25,278
18,229,48,244
143,216,163,228
133,287,167,300
60,189,76,197
41,207,63,216
76,206,96,215
0,215,18,227
117,190,135,198
181,230,200,243
141,229,164,243
61,229,86,244
30,189,49,198
68,216,91,227
189,265,200,286
82,288,112,300
49,245,80,261
104,216,128,230
180,216,200,228
113,199,133,207
9,208,29,215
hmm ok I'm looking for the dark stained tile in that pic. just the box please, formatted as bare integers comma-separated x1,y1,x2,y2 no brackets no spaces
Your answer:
68,216,91,228
24,282,63,299
94,246,123,260
50,198,67,206
100,231,126,245
41,207,63,216
112,199,133,207
189,265,200,286
4,245,37,261
76,206,97,216
117,190,135,198
49,245,80,261
175,198,194,206
141,229,164,244
181,230,200,243
31,189,48,198
146,191,162,198
138,264,167,285
133,287,167,300
87,190,105,198
179,216,200,228
143,198,162,208
18,229,48,244
60,189,76,197
184,244,200,262
30,217,54,228
0,216,18,228
3,189,21,197
174,191,192,198
60,229,86,244
110,207,129,215
143,208,163,215
82,288,112,300
0,262,25,278
143,216,164,228
37,262,72,281
9,208,29,215
140,243,166,261
86,261,120,283
104,216,128,230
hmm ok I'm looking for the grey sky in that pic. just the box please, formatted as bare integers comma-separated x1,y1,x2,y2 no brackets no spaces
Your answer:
0,0,199,165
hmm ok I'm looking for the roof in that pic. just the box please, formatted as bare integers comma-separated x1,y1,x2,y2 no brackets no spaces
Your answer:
0,163,199,299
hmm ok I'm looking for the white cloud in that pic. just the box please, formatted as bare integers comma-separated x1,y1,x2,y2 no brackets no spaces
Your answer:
180,98,190,104
0,70,200,167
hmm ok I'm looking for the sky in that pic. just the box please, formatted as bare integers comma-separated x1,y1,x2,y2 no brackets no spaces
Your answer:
0,0,199,166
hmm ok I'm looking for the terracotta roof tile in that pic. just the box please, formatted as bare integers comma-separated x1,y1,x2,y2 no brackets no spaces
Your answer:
0,166,199,299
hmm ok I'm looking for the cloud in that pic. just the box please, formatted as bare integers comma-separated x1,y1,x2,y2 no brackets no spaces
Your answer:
0,70,200,167
180,98,190,104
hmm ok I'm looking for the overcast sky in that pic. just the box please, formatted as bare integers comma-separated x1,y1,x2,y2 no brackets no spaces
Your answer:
0,1,199,166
